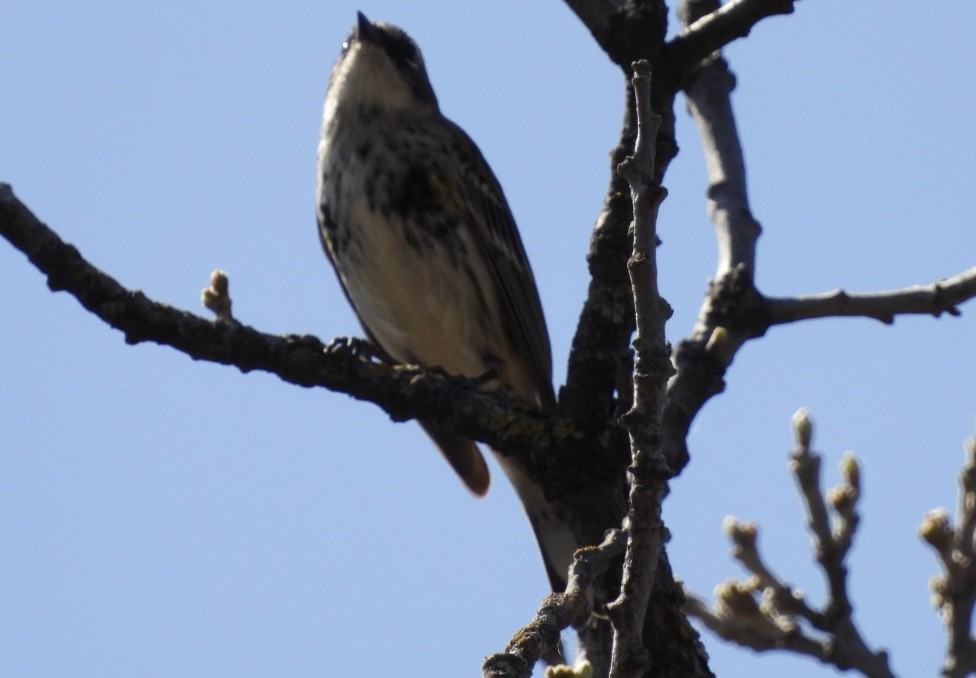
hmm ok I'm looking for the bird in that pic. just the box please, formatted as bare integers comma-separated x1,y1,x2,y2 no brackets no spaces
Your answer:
316,12,576,590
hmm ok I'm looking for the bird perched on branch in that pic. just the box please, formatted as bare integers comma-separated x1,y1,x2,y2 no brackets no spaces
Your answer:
316,12,575,590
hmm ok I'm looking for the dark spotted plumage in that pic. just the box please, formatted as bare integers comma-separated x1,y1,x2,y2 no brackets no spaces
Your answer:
316,12,575,591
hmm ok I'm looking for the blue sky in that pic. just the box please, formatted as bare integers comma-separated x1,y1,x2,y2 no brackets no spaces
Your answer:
3,2,975,676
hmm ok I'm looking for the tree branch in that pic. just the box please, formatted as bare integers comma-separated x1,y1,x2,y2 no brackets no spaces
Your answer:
920,429,976,677
562,0,621,41
766,270,976,325
560,98,641,433
5,178,714,677
683,587,828,659
560,1,685,455
605,59,674,678
661,0,976,477
483,530,627,678
562,1,668,69
664,0,797,90
0,182,557,460
787,411,863,634
662,2,762,473
685,409,894,677
560,2,678,443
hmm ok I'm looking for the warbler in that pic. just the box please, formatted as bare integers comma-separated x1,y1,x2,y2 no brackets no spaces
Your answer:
316,12,575,590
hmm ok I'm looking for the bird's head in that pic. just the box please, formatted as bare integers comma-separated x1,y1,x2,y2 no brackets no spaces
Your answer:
327,12,439,114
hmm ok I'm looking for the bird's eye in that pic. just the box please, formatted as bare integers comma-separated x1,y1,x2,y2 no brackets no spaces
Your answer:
391,38,423,70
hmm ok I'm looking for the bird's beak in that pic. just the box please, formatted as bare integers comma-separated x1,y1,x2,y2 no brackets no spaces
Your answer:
356,11,377,42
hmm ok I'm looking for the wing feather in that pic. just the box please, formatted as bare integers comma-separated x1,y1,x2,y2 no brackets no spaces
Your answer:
432,118,555,411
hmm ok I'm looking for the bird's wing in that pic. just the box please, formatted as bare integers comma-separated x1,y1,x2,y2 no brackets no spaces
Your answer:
436,118,555,411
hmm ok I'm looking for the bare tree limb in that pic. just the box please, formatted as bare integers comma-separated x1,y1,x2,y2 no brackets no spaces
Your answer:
662,2,761,473
562,1,668,69
663,261,976,478
685,409,894,677
683,587,827,658
560,0,677,438
664,0,796,90
1,174,708,676
601,59,673,678
562,0,621,40
0,182,558,460
920,429,976,677
483,531,627,678
661,0,976,477
560,115,642,434
560,0,694,457
566,0,795,81
787,412,865,639
766,271,976,325
681,61,760,278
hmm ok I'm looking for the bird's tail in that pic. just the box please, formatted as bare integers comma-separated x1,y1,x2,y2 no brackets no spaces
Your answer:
418,421,491,497
494,451,578,591
419,421,577,591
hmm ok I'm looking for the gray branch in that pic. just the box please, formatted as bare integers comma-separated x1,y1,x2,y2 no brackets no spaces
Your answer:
666,0,797,88
920,430,976,677
659,0,767,474
684,409,894,677
766,271,976,325
661,0,976,476
607,59,673,678
0,183,554,461
483,531,627,678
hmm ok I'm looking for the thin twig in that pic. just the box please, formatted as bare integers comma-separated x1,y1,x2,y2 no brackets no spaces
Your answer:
685,409,894,677
920,429,976,677
766,273,976,325
660,0,976,476
684,582,834,661
483,531,627,678
723,518,825,628
664,0,796,89
605,59,673,678
661,1,763,473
